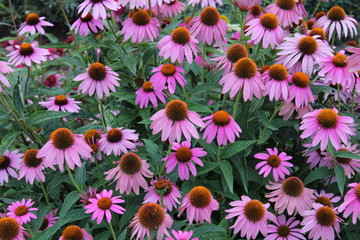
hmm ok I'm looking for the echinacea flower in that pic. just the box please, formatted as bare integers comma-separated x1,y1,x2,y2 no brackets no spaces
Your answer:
7,199,38,224
220,57,264,101
150,100,205,143
202,110,242,145
37,128,92,171
189,7,228,45
74,62,120,99
80,187,99,206
302,143,332,169
99,127,139,156
178,186,219,224
118,0,145,9
254,147,293,182
70,13,104,36
77,0,118,19
83,129,102,162
129,203,173,240
135,81,167,108
0,61,13,92
85,189,125,224
162,141,206,180
276,33,333,74
299,108,356,151
266,214,305,240
105,153,153,194
338,182,360,224
301,203,342,240
165,230,199,240
143,178,182,211
0,149,22,184
266,177,315,215
345,47,360,73
158,27,200,64
246,4,263,21
279,101,313,120
225,195,276,240
38,210,59,231
187,0,222,7
330,144,360,178
262,64,290,101
160,0,185,18
264,0,303,27
315,6,357,40
287,72,314,108
314,190,341,208
245,13,284,49
146,0,170,7
59,225,93,240
18,149,45,184
43,74,62,88
18,13,53,35
150,64,186,93
309,27,327,41
0,217,26,240
120,9,160,43
211,43,248,75
7,42,50,67
39,95,81,113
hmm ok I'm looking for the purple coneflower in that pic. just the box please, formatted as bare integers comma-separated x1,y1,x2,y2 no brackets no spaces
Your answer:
18,13,53,35
7,42,50,67
70,13,104,36
18,149,45,184
150,64,186,93
7,199,38,224
39,95,81,113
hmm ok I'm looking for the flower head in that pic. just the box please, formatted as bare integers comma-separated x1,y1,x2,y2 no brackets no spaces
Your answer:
18,13,53,35
38,210,59,231
70,13,104,36
84,129,102,162
43,74,62,88
266,214,305,240
135,81,167,109
0,217,26,240
211,44,248,75
59,225,93,240
262,64,290,101
0,149,22,184
7,199,38,224
18,149,46,184
264,0,303,27
165,230,199,240
80,187,99,206
99,127,139,156
287,72,314,108
39,95,81,113
7,42,50,67
187,0,223,7
346,47,360,73
338,182,360,224
160,0,185,17
77,0,118,19
314,190,341,208
150,64,186,93
0,61,14,92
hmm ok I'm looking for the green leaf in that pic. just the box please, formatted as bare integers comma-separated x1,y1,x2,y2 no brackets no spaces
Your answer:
41,43,74,49
303,167,333,185
143,139,162,172
75,163,86,188
335,150,360,160
197,162,219,176
0,132,21,156
26,111,71,126
121,54,137,75
188,104,213,113
111,92,135,102
59,192,80,218
221,140,257,159
190,83,219,95
257,128,272,144
256,109,278,130
0,37,16,42
232,154,248,194
192,223,227,239
219,161,234,193
334,164,345,196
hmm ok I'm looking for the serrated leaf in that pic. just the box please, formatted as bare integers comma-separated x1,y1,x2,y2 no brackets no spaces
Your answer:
219,161,234,193
26,111,71,126
334,164,345,196
0,132,21,156
221,140,257,159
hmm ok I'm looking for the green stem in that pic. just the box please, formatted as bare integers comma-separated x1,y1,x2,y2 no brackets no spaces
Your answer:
24,67,31,98
351,83,356,115
106,19,120,43
98,98,107,130
200,44,206,83
159,144,172,176
39,181,51,206
159,193,165,208
216,145,221,161
7,0,17,31
232,91,242,118
311,0,322,17
57,0,72,28
221,93,228,110
190,4,198,19
337,84,341,112
182,87,189,102
269,102,284,122
66,164,82,193
108,221,117,240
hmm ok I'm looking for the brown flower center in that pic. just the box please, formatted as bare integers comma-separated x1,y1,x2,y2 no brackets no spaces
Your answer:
0,217,20,240
132,10,151,26
165,100,188,121
62,225,83,240
309,27,326,40
84,129,101,142
90,144,99,153
15,206,28,216
292,72,310,88
189,186,212,208
327,6,346,21
282,177,304,197
307,20,315,29
175,147,192,163
50,128,74,150
332,54,347,67
267,155,281,167
133,75,145,86
234,57,257,79
276,0,295,10
244,200,266,222
88,62,107,81
24,149,42,168
97,197,112,210
171,27,190,45
161,64,177,76
269,64,288,81
260,13,279,30
250,4,262,16
315,196,333,207
0,155,10,169
344,41,358,47
38,218,49,231
80,13,93,22
200,7,220,26
213,110,231,126
298,36,318,55
260,65,271,74
26,13,40,25
316,109,338,129
315,11,326,20
138,203,165,230
316,206,336,226
142,81,154,92
277,225,290,237
54,95,69,106
355,184,360,200
226,44,248,63
19,43,34,56
336,148,352,164
106,128,122,143
154,179,172,196
119,153,142,175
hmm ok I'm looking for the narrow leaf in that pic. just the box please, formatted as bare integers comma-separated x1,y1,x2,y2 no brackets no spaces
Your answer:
219,161,234,193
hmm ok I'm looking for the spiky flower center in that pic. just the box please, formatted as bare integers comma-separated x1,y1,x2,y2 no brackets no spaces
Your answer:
142,81,154,92
213,110,231,126
292,72,310,88
172,27,190,45
62,225,83,240
269,64,288,81
138,203,165,230
24,149,42,168
260,13,279,30
133,75,145,86
80,13,93,22
90,144,99,153
175,147,192,163
277,225,290,237
355,184,360,200
226,44,248,63
298,36,318,55
54,95,68,106
309,27,326,40
336,148,352,164
84,129,101,142
276,0,295,10
327,6,346,21
161,64,177,76
234,57,257,79
19,43,34,56
106,128,122,143
97,197,112,210
316,109,338,129
244,200,266,222
332,54,347,67
260,65,271,74
200,7,220,26
119,153,142,175
26,13,40,25
50,128,74,150
316,206,336,226
282,177,304,197
315,196,333,207
39,218,49,231
315,11,326,20
132,10,150,26
15,206,28,216
0,155,10,169
189,186,212,208
88,62,107,81
250,4,262,16
267,155,281,167
0,217,20,240
154,179,172,196
307,20,314,29
165,100,188,121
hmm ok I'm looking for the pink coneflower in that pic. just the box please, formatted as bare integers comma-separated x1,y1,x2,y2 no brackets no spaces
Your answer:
166,230,199,240
38,209,58,231
296,0,308,18
135,81,167,108
150,64,186,93
160,0,185,17
158,27,200,64
162,141,206,180
299,108,356,151
315,6,357,40
39,95,81,113
279,101,313,120
105,153,153,194
0,61,13,92
99,127,139,156
266,177,315,215
211,44,248,75
245,13,284,49
287,72,314,108
77,0,118,19
254,147,293,182
119,0,144,9
338,182,360,224
329,144,360,178
225,195,275,240
262,64,290,101
74,62,120,99
18,13,53,35
59,225,93,240
178,186,219,224
246,4,263,21
143,178,182,211
43,74,62,88
302,143,332,169
129,203,173,240
36,128,92,171
85,189,125,224
7,42,50,67
266,214,305,240
189,7,228,45
276,33,333,74
7,199,38,224
346,47,360,73
84,129,102,162
0,217,26,240
80,187,98,205
0,149,22,184
220,57,265,101
146,0,170,7
314,190,341,208
301,203,342,240
120,9,160,43
17,149,45,184
187,0,222,7
264,0,303,27
202,110,242,145
70,13,104,36
150,100,205,143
